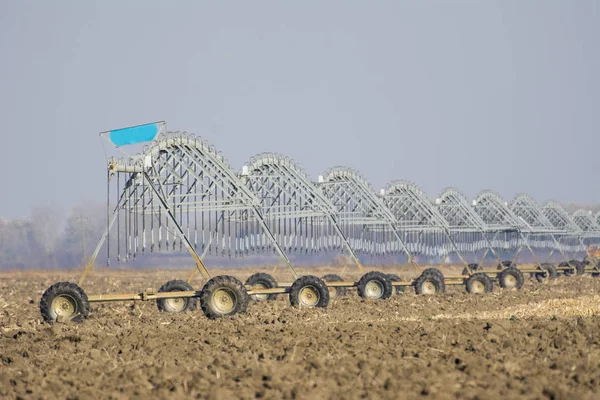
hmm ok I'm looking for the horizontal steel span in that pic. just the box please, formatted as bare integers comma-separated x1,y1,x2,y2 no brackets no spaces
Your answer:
82,130,594,278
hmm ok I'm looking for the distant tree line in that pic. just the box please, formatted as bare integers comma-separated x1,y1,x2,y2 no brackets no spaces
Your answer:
0,202,105,270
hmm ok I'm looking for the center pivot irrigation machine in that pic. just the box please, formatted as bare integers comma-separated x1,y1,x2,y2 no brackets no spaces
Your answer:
39,122,600,323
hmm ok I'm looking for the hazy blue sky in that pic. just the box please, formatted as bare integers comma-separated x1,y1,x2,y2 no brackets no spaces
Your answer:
1,1,599,218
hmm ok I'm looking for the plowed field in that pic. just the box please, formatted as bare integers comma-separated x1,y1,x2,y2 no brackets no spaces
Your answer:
2,267,600,399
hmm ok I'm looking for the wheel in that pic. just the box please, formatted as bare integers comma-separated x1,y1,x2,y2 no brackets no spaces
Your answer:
387,274,405,294
498,267,524,290
468,263,480,271
582,258,600,273
462,263,480,275
289,275,329,308
40,282,90,323
200,275,249,319
559,261,575,276
584,258,600,277
497,260,516,270
245,273,278,301
570,260,585,275
156,280,197,312
357,271,393,300
321,274,347,299
421,267,444,281
414,271,446,295
535,263,557,283
465,273,493,294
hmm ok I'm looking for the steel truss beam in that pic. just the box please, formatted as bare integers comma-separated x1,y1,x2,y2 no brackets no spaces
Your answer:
435,188,504,266
381,181,469,269
79,132,301,284
472,190,543,269
243,156,364,272
542,201,587,260
318,167,417,266
509,194,571,264
571,209,600,263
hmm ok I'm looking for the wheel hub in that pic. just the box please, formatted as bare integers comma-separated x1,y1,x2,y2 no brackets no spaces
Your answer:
164,297,186,312
51,295,77,319
504,274,517,288
212,288,236,313
365,280,384,299
298,286,320,307
472,280,485,293
422,281,437,295
327,286,337,299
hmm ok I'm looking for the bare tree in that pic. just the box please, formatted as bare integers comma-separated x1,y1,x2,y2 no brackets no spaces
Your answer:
59,201,105,268
0,217,34,269
30,204,65,268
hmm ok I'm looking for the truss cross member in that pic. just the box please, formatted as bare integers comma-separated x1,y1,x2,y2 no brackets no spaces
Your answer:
144,172,212,281
78,174,136,286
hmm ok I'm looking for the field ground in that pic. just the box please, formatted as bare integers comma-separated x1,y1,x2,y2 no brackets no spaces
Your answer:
2,266,600,399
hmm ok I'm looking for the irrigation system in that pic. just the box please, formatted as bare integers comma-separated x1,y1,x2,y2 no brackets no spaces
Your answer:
39,124,600,322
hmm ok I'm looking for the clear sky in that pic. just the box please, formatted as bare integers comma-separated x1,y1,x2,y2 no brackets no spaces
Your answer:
1,1,599,218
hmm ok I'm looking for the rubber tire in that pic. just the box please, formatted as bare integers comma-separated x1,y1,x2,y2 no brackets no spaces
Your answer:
465,273,494,294
559,261,575,276
583,256,595,266
535,263,558,283
582,258,600,272
414,271,446,295
357,271,393,300
585,258,600,277
245,273,279,301
156,280,197,312
421,268,444,281
498,267,524,290
321,274,347,298
289,275,330,308
40,282,90,323
462,263,480,275
387,274,405,294
200,275,249,319
570,260,585,276
497,260,516,271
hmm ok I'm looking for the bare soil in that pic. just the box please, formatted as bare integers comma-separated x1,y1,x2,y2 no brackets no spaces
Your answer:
2,266,600,399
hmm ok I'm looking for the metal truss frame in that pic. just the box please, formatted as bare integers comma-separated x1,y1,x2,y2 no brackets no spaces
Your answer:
509,194,571,265
471,190,543,269
435,187,505,267
318,166,417,268
78,132,299,287
381,181,470,270
242,154,365,274
571,209,600,265
542,201,586,261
